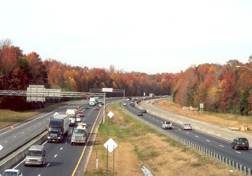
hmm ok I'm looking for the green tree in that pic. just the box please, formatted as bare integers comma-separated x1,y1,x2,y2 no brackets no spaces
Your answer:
239,85,252,115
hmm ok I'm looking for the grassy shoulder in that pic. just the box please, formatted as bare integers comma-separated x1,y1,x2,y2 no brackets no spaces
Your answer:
0,100,82,128
85,103,241,176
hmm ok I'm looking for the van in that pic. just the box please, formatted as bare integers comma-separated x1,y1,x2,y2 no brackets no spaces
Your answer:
24,145,46,166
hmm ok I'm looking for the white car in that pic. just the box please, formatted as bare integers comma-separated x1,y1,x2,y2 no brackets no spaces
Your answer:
1,169,23,176
181,123,192,130
162,121,172,129
76,115,81,122
123,102,127,106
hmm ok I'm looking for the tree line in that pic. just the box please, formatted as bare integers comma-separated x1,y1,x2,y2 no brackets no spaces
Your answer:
0,41,251,115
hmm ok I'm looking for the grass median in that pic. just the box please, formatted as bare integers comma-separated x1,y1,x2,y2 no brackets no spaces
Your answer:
85,102,242,176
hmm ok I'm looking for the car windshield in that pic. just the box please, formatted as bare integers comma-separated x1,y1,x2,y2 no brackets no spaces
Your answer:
185,124,191,126
27,150,42,156
49,127,61,132
73,129,85,134
2,171,19,176
165,122,171,124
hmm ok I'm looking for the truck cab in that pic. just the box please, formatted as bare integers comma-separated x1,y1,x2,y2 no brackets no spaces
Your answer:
71,123,88,145
47,113,69,143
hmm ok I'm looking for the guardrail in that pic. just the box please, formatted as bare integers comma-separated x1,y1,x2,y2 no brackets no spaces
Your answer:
0,130,48,173
120,100,252,176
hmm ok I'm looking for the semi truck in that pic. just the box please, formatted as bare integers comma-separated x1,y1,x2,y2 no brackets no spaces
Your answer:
89,97,99,106
47,112,69,143
66,109,77,126
71,123,88,145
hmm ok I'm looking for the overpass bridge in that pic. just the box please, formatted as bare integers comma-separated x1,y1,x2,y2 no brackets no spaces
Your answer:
0,85,104,102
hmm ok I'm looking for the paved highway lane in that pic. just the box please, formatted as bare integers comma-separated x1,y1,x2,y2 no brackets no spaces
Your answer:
4,98,120,176
0,100,89,159
121,101,252,173
13,103,103,176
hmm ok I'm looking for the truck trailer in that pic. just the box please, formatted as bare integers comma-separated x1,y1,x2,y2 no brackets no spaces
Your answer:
66,109,77,126
89,97,99,106
47,113,69,143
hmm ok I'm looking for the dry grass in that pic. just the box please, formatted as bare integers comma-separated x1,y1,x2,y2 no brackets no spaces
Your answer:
157,100,252,132
85,103,242,176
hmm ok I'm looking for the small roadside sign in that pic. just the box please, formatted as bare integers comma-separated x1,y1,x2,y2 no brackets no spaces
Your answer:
0,144,3,151
103,138,118,152
108,111,114,118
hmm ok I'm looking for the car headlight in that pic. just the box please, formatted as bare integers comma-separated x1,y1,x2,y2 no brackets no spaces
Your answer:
58,137,61,139
47,136,50,139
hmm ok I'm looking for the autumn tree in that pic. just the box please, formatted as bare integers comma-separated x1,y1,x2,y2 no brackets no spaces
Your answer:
26,52,48,86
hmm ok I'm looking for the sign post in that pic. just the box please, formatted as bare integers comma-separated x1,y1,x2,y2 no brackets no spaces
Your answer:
200,103,204,114
108,111,114,126
103,138,118,171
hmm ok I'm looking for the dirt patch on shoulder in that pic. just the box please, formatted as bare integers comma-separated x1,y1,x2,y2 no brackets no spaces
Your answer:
156,101,251,131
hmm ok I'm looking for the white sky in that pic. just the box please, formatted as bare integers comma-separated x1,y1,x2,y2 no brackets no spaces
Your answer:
1,0,252,74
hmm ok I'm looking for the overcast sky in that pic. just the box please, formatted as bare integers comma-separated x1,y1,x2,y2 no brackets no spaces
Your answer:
1,0,252,74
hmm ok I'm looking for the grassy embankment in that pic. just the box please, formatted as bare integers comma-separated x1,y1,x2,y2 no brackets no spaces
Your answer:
85,102,242,176
0,100,82,128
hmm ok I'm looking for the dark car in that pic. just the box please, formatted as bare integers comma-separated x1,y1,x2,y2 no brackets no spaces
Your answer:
142,109,147,113
137,111,143,116
85,105,89,109
231,137,249,150
77,111,84,117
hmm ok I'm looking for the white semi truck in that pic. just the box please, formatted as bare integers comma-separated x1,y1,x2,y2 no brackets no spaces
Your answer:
47,113,69,143
89,97,99,106
66,109,77,126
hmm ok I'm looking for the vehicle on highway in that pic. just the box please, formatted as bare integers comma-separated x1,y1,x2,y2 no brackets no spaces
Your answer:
66,109,77,126
137,111,143,116
123,102,127,106
0,169,23,176
98,103,102,108
75,115,81,122
89,97,99,106
77,111,84,117
162,121,172,129
47,113,69,143
24,145,46,167
142,109,147,113
130,102,135,107
85,105,90,109
95,106,99,110
231,137,249,150
71,123,88,145
181,123,192,130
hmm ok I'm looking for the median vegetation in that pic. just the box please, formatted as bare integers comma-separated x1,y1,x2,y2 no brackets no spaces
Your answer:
85,103,242,176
